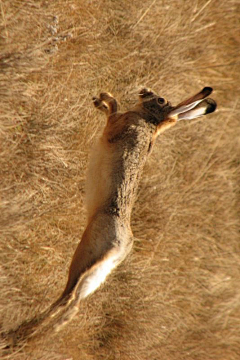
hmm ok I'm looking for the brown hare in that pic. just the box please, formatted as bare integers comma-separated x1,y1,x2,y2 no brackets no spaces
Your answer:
4,87,216,346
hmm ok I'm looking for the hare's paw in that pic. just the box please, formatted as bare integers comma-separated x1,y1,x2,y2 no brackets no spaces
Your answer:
93,92,118,115
139,88,155,100
92,96,109,114
100,92,118,114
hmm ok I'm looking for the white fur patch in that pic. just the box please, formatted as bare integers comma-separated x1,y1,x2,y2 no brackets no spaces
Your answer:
79,251,120,300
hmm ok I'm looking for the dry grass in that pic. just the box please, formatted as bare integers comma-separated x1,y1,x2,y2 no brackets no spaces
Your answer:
0,0,240,359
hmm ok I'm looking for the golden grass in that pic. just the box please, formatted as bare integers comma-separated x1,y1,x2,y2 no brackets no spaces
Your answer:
1,0,240,359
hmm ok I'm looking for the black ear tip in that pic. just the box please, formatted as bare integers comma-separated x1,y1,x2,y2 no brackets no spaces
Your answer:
203,86,213,92
202,87,213,96
205,98,217,114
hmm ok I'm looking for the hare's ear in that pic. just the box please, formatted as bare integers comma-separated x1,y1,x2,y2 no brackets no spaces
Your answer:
168,87,217,121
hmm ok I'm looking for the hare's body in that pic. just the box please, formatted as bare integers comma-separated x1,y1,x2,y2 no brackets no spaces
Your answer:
86,112,154,221
61,112,155,299
5,87,216,345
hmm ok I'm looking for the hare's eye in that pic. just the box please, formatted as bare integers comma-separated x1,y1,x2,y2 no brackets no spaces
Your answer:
157,97,166,105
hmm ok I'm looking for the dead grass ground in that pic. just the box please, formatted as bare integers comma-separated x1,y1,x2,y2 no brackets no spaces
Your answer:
0,0,240,359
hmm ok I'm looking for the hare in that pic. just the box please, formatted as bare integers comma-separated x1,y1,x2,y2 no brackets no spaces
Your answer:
3,87,216,346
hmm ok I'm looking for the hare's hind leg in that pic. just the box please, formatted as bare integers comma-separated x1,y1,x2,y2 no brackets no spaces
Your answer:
92,92,118,116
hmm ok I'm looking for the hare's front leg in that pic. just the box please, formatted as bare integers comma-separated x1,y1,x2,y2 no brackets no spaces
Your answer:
92,92,118,116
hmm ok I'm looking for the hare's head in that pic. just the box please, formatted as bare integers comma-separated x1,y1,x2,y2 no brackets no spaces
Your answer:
138,87,217,125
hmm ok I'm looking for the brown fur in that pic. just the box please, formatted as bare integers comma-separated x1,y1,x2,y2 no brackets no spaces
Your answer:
1,2,239,359
3,88,216,346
